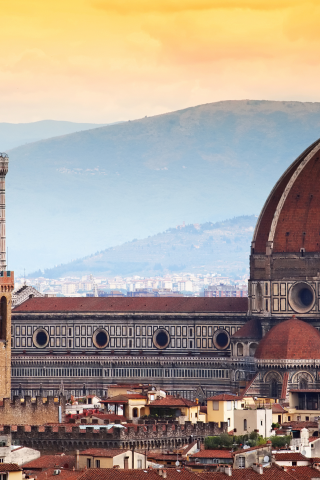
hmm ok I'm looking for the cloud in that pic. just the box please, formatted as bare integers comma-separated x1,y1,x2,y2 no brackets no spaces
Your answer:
92,0,313,14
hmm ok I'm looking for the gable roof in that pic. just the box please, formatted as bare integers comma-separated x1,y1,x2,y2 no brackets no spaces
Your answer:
0,464,22,472
79,449,125,457
274,453,309,462
22,454,76,470
231,318,262,339
13,296,248,314
207,394,240,401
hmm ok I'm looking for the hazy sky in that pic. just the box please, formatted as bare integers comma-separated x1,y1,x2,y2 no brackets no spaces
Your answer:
2,0,320,123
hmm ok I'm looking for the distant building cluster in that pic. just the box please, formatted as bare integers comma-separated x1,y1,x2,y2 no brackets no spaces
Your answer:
14,273,249,298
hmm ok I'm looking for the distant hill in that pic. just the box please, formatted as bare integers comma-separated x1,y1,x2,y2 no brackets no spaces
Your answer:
29,215,256,278
0,119,110,151
6,100,320,275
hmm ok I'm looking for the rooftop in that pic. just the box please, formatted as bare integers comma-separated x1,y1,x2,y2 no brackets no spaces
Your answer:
13,296,248,313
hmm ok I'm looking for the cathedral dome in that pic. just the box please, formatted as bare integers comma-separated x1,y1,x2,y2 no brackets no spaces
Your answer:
254,316,320,360
252,138,320,254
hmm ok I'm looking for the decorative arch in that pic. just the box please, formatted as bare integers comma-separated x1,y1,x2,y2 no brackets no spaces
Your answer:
263,371,282,383
237,343,244,356
264,371,283,398
291,371,314,388
249,343,258,356
235,370,246,381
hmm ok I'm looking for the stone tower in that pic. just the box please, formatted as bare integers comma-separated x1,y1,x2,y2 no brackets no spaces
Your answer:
0,153,13,400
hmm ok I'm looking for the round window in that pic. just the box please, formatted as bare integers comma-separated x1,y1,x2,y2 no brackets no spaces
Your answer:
153,329,170,349
33,328,49,348
289,282,315,313
92,328,109,349
213,329,230,350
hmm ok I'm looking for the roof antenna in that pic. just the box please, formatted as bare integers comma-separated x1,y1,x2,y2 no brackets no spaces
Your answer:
6,247,8,271
24,268,26,285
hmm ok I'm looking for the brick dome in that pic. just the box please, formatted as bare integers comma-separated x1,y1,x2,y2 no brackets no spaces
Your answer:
252,138,320,254
254,316,320,360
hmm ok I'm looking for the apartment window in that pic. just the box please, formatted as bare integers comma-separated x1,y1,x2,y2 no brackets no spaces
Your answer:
288,416,291,421
87,459,91,468
228,418,230,427
227,401,232,411
244,419,247,431
261,420,263,426
238,457,245,469
95,460,100,468
137,459,142,469
305,416,310,421
212,401,219,410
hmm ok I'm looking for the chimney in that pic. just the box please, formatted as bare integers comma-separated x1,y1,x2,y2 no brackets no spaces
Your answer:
158,469,163,477
252,463,263,474
224,465,232,476
313,462,320,471
75,450,80,471
163,471,167,479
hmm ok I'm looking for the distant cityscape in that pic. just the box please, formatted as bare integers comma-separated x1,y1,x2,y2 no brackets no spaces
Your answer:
16,272,248,298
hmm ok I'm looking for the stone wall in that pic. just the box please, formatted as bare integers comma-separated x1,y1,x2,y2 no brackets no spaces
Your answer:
0,396,64,425
6,420,226,454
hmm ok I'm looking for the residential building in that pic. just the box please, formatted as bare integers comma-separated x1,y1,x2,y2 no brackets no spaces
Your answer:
234,408,272,437
77,449,149,469
206,394,241,431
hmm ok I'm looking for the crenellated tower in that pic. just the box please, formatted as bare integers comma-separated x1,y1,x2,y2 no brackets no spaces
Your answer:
0,153,13,400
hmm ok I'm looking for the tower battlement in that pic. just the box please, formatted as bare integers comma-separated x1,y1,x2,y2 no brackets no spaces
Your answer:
0,271,14,291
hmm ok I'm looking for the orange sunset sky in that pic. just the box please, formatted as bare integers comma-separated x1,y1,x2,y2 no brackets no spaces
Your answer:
2,0,320,123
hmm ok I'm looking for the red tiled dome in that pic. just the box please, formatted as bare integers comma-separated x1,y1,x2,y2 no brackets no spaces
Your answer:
252,139,320,254
254,316,320,360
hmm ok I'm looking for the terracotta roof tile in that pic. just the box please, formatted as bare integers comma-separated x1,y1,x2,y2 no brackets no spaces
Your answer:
0,464,22,472
22,454,76,470
79,449,125,457
253,139,320,254
232,318,262,339
281,465,320,479
13,297,248,313
255,317,320,360
272,404,287,414
274,453,309,461
207,394,240,401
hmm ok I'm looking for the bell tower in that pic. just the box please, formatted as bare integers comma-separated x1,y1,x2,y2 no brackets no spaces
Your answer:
0,153,13,400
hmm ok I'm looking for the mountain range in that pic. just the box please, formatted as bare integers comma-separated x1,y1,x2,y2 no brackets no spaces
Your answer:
0,120,107,150
29,215,256,278
5,100,320,276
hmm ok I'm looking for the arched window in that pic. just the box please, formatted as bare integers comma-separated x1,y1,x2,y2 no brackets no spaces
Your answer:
299,379,308,389
271,380,278,398
237,343,243,356
249,343,258,356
